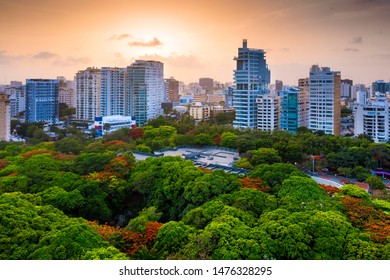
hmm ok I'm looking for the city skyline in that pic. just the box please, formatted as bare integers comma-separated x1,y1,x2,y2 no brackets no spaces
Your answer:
0,0,389,86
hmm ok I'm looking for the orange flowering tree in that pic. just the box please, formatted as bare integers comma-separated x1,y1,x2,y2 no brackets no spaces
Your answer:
318,184,340,196
341,196,390,243
239,176,270,193
87,221,163,256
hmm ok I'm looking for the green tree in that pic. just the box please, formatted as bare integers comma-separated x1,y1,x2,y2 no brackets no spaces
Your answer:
195,133,214,146
242,148,282,167
220,132,238,149
0,192,123,260
365,176,386,191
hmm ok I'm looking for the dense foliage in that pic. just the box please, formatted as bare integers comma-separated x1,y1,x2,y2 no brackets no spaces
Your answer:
1,117,390,259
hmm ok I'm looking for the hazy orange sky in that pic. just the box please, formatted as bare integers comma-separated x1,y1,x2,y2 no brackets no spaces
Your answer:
0,0,389,86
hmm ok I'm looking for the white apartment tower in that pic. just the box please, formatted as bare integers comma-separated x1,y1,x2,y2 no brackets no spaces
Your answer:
127,60,164,126
76,67,101,121
309,65,341,136
256,94,279,131
100,67,127,117
354,92,390,143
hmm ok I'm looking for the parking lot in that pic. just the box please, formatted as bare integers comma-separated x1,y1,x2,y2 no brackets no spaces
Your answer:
132,147,249,174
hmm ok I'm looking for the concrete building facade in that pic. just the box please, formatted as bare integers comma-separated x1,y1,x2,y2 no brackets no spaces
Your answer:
256,94,279,131
0,93,11,141
308,65,341,136
100,67,126,117
354,92,390,143
75,67,101,121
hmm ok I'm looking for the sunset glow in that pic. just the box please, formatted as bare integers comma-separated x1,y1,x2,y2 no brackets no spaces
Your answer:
0,0,389,85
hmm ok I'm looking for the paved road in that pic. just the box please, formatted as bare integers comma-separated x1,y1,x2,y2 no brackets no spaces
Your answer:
310,175,343,187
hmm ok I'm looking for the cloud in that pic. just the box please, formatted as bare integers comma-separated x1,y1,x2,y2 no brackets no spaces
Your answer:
0,50,25,64
53,56,91,66
349,36,363,44
344,48,359,52
110,34,133,40
128,37,162,47
33,51,59,59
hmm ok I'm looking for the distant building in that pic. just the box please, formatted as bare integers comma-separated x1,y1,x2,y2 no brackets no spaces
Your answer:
199,78,214,92
193,94,207,103
275,80,283,91
165,77,180,103
351,84,366,100
26,79,59,124
189,103,211,120
179,95,193,105
5,82,26,117
58,76,76,109
76,67,101,121
0,93,11,141
341,79,353,99
256,94,279,131
127,60,164,126
308,65,341,136
298,78,309,88
372,80,390,94
100,67,126,117
224,86,234,108
210,106,235,117
233,39,270,128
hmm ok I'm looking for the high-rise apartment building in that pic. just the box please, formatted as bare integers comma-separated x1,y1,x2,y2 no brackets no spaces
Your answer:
5,82,26,117
58,76,76,109
280,87,299,133
280,86,310,133
354,92,389,142
26,79,59,124
127,60,164,126
233,39,270,128
100,67,126,117
308,65,341,136
165,77,180,103
256,94,279,131
0,93,11,141
75,67,101,121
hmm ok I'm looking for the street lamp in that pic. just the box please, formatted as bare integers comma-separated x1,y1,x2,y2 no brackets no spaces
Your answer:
311,155,315,174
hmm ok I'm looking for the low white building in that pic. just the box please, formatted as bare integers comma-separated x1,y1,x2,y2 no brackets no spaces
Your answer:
93,115,136,136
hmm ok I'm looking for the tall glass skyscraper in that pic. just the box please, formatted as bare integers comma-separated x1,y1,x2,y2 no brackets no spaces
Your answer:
26,79,59,124
127,60,164,126
233,39,270,128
